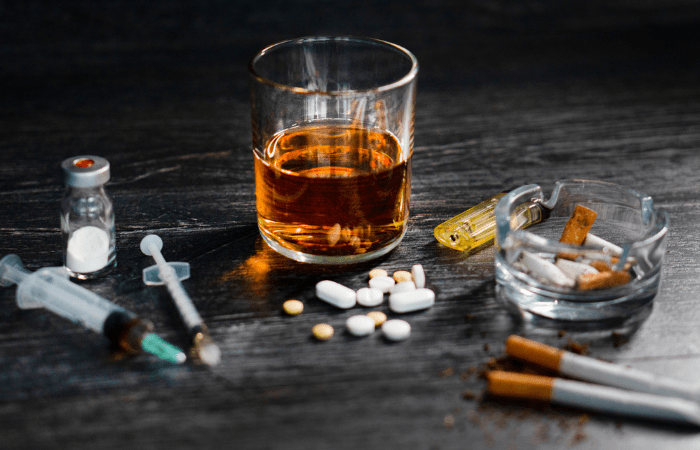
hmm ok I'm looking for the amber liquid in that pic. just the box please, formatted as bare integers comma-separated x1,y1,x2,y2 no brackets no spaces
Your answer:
255,122,411,259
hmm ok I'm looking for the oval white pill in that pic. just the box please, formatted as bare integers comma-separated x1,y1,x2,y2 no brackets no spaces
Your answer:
390,280,416,294
346,315,376,337
356,287,384,307
369,275,395,293
411,264,426,288
315,280,357,309
382,319,411,341
389,288,435,313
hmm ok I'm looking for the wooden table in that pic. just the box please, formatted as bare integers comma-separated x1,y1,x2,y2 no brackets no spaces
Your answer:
2,2,700,449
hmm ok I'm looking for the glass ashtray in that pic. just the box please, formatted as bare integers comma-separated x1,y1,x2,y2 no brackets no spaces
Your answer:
494,179,669,328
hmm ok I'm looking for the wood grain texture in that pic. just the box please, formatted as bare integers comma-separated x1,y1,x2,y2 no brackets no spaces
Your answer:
2,1,700,449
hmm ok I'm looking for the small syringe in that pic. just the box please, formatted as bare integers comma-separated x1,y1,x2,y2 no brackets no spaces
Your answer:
140,235,221,367
434,192,548,254
0,254,186,364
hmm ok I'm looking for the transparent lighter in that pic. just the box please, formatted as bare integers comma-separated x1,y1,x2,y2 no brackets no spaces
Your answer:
434,192,547,254
0,254,185,364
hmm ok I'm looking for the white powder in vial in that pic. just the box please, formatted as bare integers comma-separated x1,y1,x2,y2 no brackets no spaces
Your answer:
66,226,110,273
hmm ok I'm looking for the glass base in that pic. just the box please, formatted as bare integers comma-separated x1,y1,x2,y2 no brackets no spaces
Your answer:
259,227,407,264
65,258,116,280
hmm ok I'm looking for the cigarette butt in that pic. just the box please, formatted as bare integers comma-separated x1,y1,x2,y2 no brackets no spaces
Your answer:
505,335,564,371
585,257,633,273
577,270,631,290
555,258,599,279
520,251,576,288
560,205,597,246
589,260,612,272
486,371,554,401
584,233,623,256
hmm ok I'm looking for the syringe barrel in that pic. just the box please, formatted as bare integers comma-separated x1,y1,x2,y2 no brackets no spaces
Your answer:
17,267,131,333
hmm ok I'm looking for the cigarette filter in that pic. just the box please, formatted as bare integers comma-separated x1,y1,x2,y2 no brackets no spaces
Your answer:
559,205,597,245
505,335,699,402
487,371,700,426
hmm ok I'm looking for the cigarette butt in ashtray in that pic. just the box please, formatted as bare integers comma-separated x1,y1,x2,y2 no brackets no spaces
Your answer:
557,205,599,261
505,335,700,402
486,371,700,427
560,205,597,246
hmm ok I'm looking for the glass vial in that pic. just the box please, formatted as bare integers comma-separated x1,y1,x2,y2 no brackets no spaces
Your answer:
61,156,116,279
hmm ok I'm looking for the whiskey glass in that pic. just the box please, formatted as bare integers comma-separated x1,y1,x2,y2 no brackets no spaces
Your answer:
249,36,418,264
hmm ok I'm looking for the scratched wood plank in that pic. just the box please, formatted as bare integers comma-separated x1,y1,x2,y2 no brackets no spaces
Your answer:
1,2,700,450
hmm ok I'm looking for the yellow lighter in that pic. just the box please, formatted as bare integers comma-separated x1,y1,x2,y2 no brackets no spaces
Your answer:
434,192,547,254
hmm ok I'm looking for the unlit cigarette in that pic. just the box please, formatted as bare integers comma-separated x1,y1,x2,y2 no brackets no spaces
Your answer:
487,371,700,427
584,233,623,256
505,335,699,402
520,251,575,288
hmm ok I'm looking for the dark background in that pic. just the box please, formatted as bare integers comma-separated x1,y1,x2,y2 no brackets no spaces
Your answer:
2,1,700,449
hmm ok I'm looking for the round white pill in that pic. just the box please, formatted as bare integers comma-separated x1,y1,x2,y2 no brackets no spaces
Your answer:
316,280,357,309
382,319,411,341
389,288,435,313
346,315,376,337
390,280,416,294
356,287,384,307
369,275,395,293
411,264,426,289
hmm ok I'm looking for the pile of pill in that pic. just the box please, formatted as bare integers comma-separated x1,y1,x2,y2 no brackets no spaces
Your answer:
314,264,433,313
515,205,633,291
283,264,433,342
314,264,432,341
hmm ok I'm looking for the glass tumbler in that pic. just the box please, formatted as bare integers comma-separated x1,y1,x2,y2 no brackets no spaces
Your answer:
249,36,418,264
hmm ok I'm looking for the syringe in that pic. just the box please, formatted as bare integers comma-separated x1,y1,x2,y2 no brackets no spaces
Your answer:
140,235,221,366
0,254,186,364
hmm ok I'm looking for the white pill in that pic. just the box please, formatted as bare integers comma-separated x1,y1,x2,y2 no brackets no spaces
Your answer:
346,315,376,337
389,288,435,313
315,280,357,309
390,280,416,294
520,251,576,288
369,275,395,293
411,264,426,288
356,287,384,307
382,319,411,341
555,258,599,279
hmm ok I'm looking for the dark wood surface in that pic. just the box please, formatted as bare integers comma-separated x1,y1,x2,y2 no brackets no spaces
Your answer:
3,2,700,449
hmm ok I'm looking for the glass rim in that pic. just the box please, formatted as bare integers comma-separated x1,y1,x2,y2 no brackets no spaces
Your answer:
249,35,419,96
495,179,669,253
